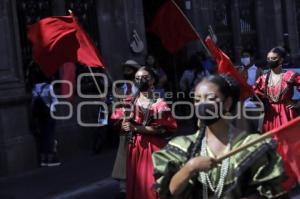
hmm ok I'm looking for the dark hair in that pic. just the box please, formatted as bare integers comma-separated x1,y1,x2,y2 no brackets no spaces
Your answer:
264,46,287,96
189,124,206,158
137,66,158,83
241,49,253,57
199,74,240,112
269,46,286,59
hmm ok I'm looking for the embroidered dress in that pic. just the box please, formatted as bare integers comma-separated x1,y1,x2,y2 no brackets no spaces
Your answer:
253,70,300,190
152,132,287,199
111,98,177,199
253,70,300,131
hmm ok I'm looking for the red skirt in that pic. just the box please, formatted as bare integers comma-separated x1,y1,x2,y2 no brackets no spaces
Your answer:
263,102,298,191
126,135,166,199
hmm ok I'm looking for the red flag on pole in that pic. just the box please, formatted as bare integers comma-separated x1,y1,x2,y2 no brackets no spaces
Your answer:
271,116,300,184
27,13,104,77
148,0,199,53
59,62,76,101
205,36,252,100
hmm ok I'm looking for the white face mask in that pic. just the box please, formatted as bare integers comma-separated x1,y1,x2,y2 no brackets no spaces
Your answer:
241,57,251,66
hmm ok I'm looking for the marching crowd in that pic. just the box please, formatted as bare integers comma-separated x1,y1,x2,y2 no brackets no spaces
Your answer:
27,43,300,199
109,45,300,199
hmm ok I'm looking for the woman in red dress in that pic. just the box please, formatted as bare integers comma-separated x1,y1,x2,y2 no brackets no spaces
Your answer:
253,46,300,191
111,67,177,199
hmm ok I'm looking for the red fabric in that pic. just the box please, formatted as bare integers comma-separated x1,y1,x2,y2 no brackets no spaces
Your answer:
253,70,300,131
112,99,177,199
205,36,252,100
148,0,199,53
254,70,300,190
27,14,104,77
70,13,105,68
271,116,300,185
59,62,76,101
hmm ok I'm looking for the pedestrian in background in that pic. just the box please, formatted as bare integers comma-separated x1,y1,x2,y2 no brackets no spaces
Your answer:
26,62,60,167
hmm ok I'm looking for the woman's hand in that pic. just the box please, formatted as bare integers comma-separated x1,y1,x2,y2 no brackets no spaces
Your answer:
169,156,216,196
186,156,216,173
121,121,137,133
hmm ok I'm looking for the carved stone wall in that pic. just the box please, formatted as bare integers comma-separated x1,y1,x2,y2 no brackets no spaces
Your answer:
0,0,37,176
96,0,147,80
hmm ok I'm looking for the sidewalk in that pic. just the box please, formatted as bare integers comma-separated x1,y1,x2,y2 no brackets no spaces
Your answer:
0,149,118,199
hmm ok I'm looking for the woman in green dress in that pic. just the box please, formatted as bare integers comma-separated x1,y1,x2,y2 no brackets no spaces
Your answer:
152,74,288,199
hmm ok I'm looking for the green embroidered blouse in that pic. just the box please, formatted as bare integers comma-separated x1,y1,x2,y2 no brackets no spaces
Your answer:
152,132,287,199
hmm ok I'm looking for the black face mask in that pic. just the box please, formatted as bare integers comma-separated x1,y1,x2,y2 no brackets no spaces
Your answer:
135,78,150,92
267,60,280,69
195,103,222,126
124,73,135,80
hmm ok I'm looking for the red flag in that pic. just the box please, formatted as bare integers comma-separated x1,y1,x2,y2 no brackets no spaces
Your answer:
59,62,76,101
148,0,199,53
271,116,300,184
71,13,104,68
27,14,104,77
205,36,252,100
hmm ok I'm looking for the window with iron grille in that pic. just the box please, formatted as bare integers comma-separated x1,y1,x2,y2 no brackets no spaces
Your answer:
212,0,234,59
238,0,258,58
16,0,53,74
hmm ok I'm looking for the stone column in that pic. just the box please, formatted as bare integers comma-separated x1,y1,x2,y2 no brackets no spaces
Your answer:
184,0,210,54
255,0,267,58
231,0,242,60
273,0,284,45
256,0,283,59
284,0,299,57
0,0,37,176
95,0,147,80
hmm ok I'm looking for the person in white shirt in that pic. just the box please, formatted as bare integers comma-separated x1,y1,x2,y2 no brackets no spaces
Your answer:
240,50,263,133
240,49,263,86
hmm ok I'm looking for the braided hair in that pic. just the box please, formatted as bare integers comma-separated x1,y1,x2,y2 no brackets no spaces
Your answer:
189,124,206,158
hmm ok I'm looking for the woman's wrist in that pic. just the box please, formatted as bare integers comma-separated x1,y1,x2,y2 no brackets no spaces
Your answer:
185,159,197,177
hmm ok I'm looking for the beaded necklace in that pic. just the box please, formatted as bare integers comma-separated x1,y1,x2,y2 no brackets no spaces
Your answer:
267,72,283,102
199,125,233,199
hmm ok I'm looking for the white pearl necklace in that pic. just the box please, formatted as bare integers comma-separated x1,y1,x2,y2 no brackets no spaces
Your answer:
199,126,233,199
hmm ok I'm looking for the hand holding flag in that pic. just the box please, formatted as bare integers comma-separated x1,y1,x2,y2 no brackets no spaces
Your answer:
217,116,300,183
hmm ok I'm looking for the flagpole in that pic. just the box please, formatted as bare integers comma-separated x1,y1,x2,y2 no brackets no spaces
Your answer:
216,131,273,163
170,0,211,56
216,98,300,163
103,68,114,84
87,67,103,96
